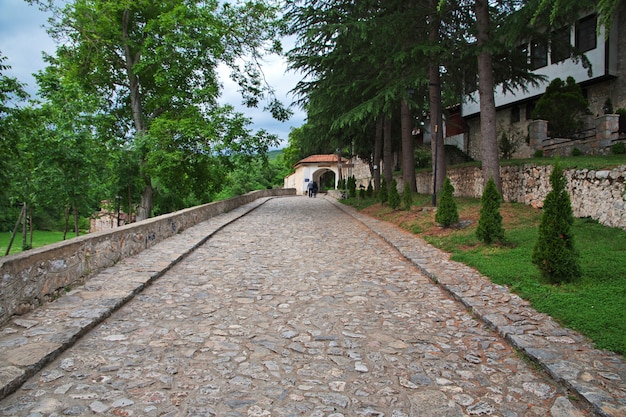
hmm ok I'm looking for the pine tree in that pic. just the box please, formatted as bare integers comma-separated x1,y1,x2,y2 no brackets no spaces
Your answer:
532,164,581,283
389,179,401,209
403,182,413,210
378,178,388,204
435,177,459,227
476,177,505,244
348,175,357,198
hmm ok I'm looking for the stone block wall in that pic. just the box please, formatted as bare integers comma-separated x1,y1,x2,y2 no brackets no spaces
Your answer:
0,189,295,326
414,164,626,229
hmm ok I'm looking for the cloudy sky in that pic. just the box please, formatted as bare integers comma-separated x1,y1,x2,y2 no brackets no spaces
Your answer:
0,0,305,148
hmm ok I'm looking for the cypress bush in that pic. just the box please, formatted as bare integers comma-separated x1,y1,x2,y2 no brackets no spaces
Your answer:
532,164,581,283
388,179,400,209
402,182,413,211
378,178,388,204
476,177,505,244
435,177,459,227
366,181,373,198
348,175,357,198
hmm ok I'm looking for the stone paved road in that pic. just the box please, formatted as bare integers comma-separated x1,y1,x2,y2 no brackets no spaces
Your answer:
0,196,606,416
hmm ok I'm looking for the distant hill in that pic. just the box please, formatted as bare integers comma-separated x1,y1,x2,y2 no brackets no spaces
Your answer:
267,149,283,161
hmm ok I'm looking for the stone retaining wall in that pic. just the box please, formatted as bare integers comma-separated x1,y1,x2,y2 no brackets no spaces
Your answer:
414,164,626,229
0,189,295,326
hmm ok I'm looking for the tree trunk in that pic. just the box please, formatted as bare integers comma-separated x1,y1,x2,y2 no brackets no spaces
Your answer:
122,9,153,219
373,115,383,191
475,0,502,193
383,115,393,188
401,99,417,192
428,5,446,206
136,179,153,222
73,202,79,237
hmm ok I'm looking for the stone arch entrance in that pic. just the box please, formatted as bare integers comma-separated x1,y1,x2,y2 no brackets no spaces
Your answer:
312,168,336,193
283,154,347,195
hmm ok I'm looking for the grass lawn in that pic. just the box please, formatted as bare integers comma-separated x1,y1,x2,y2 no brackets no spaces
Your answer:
345,195,626,356
0,231,69,257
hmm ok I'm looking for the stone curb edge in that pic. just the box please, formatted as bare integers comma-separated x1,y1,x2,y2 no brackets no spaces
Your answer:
326,196,626,417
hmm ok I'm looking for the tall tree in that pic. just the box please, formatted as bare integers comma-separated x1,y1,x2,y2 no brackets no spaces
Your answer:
37,0,288,220
474,0,501,192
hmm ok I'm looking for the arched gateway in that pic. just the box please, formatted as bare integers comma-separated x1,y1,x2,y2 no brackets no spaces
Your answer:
283,154,348,195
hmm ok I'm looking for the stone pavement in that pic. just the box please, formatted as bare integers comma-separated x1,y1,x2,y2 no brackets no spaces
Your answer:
0,195,623,416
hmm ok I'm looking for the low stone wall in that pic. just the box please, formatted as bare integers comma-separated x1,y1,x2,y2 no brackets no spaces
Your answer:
0,189,295,326
415,165,626,229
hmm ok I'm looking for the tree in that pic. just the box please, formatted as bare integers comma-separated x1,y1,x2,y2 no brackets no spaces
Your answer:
474,0,501,194
532,77,588,137
378,178,388,205
532,164,581,283
435,177,459,227
388,179,401,210
402,182,413,211
39,0,288,220
476,177,505,244
0,53,29,230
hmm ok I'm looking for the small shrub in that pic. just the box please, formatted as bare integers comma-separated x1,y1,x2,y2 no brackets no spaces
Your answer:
378,178,388,204
572,147,583,156
476,177,505,244
532,164,581,284
532,76,588,137
359,187,366,199
347,176,357,198
388,179,401,210
435,177,459,227
534,149,544,158
498,128,523,159
611,141,626,155
366,181,373,198
402,182,413,211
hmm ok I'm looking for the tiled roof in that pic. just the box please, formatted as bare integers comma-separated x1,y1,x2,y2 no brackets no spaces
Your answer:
296,154,347,165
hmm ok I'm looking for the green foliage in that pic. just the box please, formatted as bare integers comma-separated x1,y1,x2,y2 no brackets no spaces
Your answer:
534,149,544,158
414,145,432,168
435,177,459,227
572,147,583,156
378,178,388,205
402,182,413,210
388,179,400,210
498,127,523,159
611,142,625,155
366,181,373,198
532,77,588,137
347,176,357,198
476,177,505,244
532,164,581,283
338,178,347,190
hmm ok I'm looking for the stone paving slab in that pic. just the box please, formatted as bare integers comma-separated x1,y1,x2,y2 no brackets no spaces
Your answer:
0,195,623,417
328,198,626,417
0,197,271,401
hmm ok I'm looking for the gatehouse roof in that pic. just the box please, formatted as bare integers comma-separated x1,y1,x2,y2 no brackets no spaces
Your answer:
295,154,347,167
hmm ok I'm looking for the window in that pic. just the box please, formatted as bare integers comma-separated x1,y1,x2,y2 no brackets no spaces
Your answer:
551,26,571,64
531,42,548,69
576,14,597,52
511,106,521,123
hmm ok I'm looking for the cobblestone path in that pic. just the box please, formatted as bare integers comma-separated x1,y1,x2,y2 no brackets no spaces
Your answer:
0,196,609,416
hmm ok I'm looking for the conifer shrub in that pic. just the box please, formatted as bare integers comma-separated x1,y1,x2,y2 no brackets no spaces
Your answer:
347,176,357,198
435,177,459,227
402,182,413,211
366,181,373,198
532,76,588,137
476,177,505,244
532,164,581,284
378,178,388,204
388,179,400,209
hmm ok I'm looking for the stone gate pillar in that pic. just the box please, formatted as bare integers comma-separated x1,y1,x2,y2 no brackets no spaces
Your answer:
595,114,619,148
529,119,548,151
